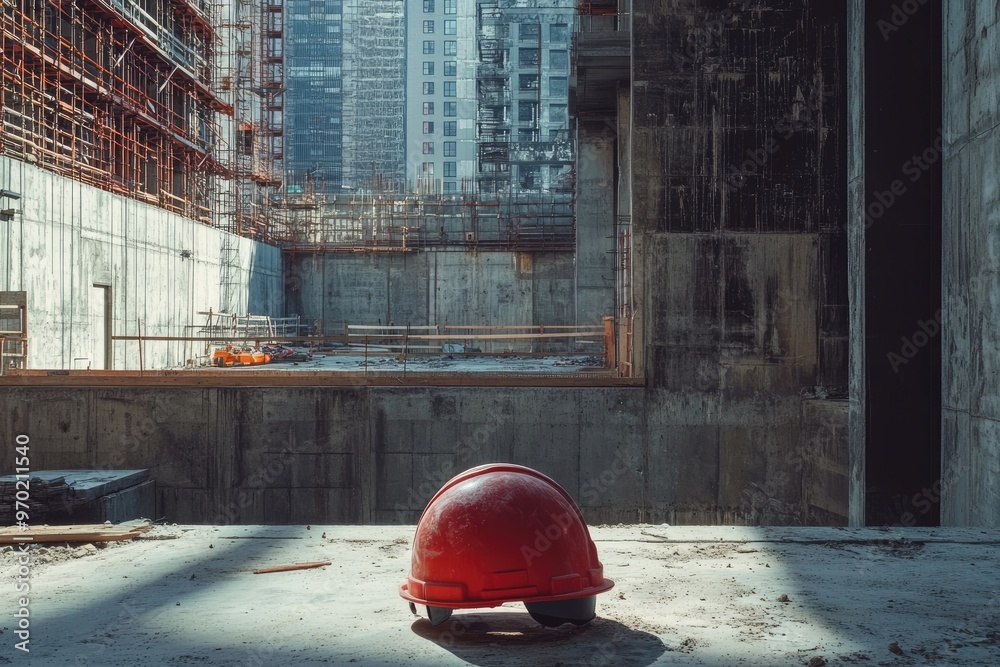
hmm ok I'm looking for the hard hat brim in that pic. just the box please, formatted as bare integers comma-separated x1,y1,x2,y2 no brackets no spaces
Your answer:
399,577,614,609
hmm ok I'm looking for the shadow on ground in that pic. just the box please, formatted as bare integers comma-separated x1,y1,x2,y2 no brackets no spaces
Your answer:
410,611,669,666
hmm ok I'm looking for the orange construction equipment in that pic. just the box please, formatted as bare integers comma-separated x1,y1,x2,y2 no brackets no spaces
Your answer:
212,346,272,367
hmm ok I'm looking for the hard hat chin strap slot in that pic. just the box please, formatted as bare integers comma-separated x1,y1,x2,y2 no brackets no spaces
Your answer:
524,596,597,627
426,606,454,626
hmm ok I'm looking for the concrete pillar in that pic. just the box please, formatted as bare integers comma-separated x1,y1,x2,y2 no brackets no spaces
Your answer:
940,0,1000,526
575,121,616,326
847,0,866,527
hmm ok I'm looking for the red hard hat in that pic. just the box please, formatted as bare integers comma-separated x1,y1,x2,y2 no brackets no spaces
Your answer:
400,463,614,627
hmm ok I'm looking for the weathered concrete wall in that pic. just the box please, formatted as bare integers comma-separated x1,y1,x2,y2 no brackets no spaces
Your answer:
0,385,847,525
285,250,580,334
631,1,849,522
575,123,616,325
847,0,866,526
0,156,282,370
941,1,1000,525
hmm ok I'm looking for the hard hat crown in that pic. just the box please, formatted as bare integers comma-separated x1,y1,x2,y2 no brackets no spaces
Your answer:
400,464,613,624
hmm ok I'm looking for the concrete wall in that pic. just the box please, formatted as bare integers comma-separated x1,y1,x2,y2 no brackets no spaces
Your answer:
0,157,282,370
941,1,1000,525
0,385,847,525
285,250,580,336
630,1,850,523
575,122,616,325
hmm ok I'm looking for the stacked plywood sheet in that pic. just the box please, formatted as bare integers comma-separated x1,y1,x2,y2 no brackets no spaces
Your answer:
0,470,153,525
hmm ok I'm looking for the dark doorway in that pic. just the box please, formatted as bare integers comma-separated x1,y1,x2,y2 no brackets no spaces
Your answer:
863,0,943,526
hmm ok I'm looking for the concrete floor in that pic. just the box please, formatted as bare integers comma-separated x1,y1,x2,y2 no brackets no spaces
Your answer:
196,353,607,374
2,525,998,666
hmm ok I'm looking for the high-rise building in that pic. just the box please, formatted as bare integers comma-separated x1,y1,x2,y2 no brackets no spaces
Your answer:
406,0,575,195
342,1,406,191
286,1,347,191
285,0,405,194
405,0,477,194
474,1,575,195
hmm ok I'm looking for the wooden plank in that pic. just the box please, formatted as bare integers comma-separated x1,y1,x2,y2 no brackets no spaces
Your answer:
0,524,153,544
444,325,600,331
253,561,332,574
347,325,438,331
405,332,602,340
350,333,602,341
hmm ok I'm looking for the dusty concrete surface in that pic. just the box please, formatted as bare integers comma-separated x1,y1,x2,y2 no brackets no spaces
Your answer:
191,354,607,373
1,525,997,666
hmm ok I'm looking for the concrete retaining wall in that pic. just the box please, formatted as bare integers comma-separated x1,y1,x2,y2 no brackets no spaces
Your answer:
0,156,282,370
0,386,847,526
285,251,580,341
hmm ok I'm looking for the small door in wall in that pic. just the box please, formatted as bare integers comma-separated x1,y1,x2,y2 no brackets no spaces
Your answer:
91,284,111,370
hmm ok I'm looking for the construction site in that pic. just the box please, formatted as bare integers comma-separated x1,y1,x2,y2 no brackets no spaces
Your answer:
2,0,1000,665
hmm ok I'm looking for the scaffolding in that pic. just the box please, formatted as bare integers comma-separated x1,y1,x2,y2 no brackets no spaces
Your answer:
0,292,27,376
0,0,229,220
273,190,575,253
1,1,281,239
212,0,283,238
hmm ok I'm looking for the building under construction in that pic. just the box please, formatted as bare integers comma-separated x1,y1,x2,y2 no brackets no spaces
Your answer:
0,0,282,231
5,10,1000,657
0,0,286,370
473,0,576,195
1,0,225,219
